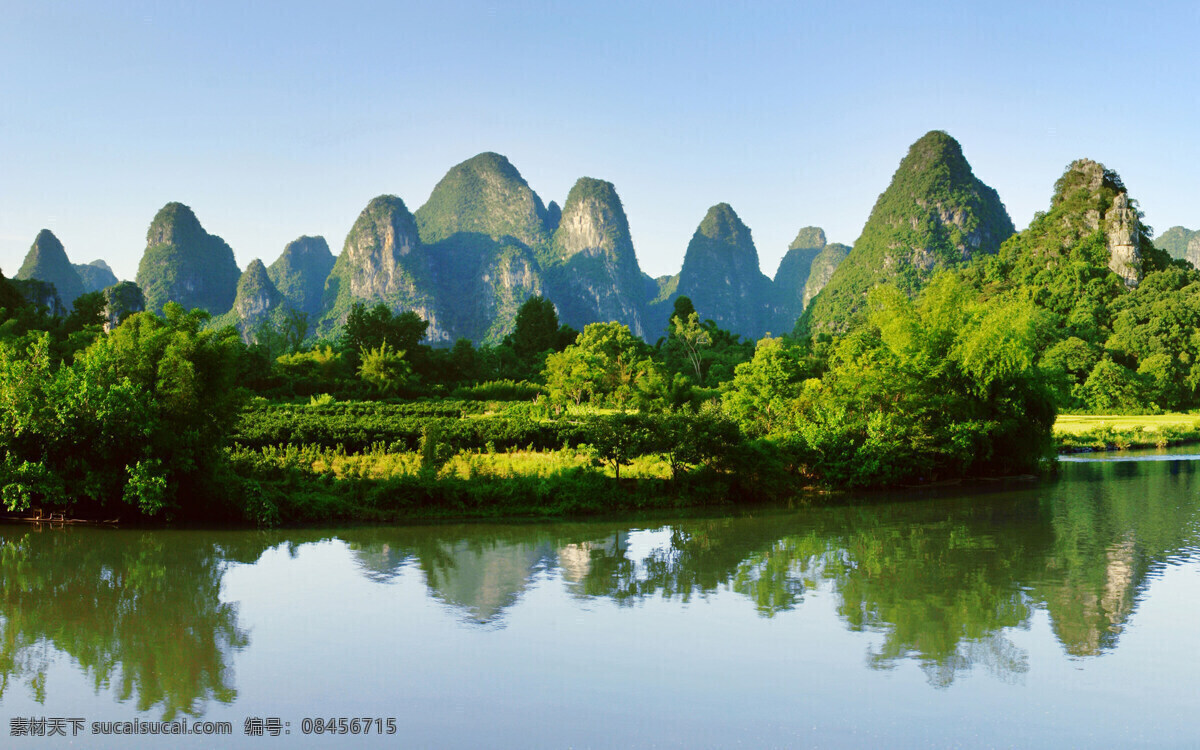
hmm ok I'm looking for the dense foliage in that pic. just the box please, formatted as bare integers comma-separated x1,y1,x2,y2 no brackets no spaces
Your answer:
0,304,245,518
12,141,1200,524
801,131,1016,333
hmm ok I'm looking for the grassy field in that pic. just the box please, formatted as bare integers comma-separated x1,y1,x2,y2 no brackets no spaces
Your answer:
1054,413,1200,435
1054,413,1200,452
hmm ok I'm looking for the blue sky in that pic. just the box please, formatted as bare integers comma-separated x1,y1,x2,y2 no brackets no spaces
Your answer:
2,1,1198,282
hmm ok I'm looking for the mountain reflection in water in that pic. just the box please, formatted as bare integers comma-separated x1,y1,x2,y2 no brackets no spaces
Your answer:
0,458,1196,719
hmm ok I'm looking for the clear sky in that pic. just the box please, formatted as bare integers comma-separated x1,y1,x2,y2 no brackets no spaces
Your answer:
2,1,1198,283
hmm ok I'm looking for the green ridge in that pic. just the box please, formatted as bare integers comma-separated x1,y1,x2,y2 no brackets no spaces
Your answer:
800,131,1015,333
267,235,335,318
134,202,241,315
16,229,85,306
74,260,118,293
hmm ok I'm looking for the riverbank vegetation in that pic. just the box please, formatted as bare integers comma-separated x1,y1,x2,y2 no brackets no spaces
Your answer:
1054,413,1200,452
6,197,1200,525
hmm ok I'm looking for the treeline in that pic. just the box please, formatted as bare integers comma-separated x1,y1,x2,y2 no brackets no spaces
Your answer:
9,174,1200,524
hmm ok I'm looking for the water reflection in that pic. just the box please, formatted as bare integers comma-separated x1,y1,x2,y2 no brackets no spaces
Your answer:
347,460,1200,685
0,458,1197,718
0,528,259,718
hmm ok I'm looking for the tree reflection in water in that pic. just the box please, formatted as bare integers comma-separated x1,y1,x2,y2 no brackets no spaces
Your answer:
0,527,259,719
1,457,1195,715
347,459,1200,686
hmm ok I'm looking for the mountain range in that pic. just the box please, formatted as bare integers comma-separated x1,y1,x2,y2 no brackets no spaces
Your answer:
15,130,1187,347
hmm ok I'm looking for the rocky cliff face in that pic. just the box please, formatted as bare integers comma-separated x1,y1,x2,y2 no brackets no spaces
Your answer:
74,260,119,293
319,195,448,342
134,203,241,314
414,153,551,344
802,242,850,310
16,229,85,306
546,178,647,337
663,203,775,338
773,227,827,332
268,235,335,318
1186,235,1200,269
1105,193,1141,286
801,131,1015,333
102,281,145,331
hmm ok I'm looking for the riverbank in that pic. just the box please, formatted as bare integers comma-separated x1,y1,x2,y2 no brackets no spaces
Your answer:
1053,413,1200,453
227,444,754,526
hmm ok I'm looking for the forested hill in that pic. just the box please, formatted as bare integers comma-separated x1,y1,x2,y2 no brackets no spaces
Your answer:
799,130,1015,335
957,158,1191,412
13,135,1199,351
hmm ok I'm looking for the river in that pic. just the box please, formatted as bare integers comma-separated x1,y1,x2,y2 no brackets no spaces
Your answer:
2,454,1198,747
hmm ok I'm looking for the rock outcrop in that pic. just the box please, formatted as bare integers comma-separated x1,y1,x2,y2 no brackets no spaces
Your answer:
1030,158,1151,288
268,235,335,318
650,203,774,338
1105,193,1141,286
74,260,119,293
801,131,1015,333
16,230,85,307
318,196,447,342
134,202,241,314
994,158,1164,305
546,178,647,337
102,282,145,331
1187,236,1200,269
414,153,551,344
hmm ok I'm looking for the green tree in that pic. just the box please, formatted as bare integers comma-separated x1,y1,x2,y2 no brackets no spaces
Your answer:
358,343,414,395
543,322,650,408
544,345,600,406
583,413,654,480
0,303,245,518
1079,359,1145,412
339,303,429,370
722,336,808,437
669,311,711,381
507,295,561,358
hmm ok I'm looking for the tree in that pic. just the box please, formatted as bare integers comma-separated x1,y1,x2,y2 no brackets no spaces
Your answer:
667,295,694,325
544,345,600,406
0,303,245,518
339,303,428,369
507,296,561,358
1079,359,1145,413
669,310,711,381
358,343,414,395
501,296,578,380
722,336,808,437
583,413,654,480
543,322,650,408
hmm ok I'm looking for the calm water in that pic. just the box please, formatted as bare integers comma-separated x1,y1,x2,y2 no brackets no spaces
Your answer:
2,457,1199,748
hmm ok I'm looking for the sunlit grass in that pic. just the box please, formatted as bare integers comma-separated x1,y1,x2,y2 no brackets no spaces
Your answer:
278,444,672,481
1054,413,1200,435
1054,414,1200,451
